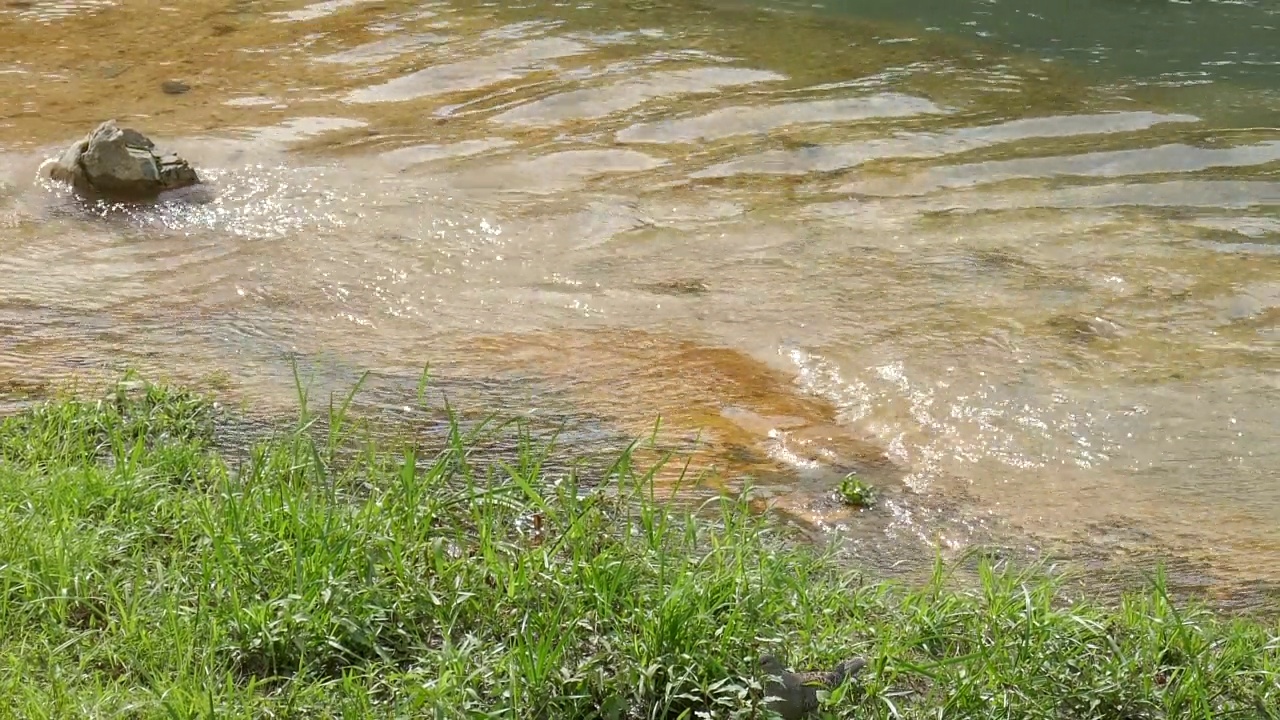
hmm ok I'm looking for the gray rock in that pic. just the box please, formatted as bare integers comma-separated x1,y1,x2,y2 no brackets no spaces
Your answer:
1046,312,1125,343
759,653,867,719
161,80,190,95
47,120,201,200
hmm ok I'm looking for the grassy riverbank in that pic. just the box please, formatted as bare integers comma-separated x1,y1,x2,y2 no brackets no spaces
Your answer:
0,378,1276,719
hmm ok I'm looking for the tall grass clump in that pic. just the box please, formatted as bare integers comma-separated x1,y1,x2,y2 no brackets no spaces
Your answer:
0,374,1276,719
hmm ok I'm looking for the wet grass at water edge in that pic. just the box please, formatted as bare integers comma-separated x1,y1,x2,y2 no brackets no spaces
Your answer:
0,374,1277,718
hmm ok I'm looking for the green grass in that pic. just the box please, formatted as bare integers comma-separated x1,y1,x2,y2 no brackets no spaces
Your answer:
837,473,875,509
0,374,1277,719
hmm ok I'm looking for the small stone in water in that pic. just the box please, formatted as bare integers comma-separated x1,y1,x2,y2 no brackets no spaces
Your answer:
161,80,191,95
46,119,202,201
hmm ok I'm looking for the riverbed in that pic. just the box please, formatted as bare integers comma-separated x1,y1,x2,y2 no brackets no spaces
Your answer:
1,0,1278,599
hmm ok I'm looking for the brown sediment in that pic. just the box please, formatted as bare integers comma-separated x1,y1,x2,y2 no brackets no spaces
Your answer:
470,329,904,495
0,0,1103,152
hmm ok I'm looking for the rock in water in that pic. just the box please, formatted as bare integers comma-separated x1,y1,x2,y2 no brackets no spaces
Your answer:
759,654,867,720
160,79,190,95
47,120,201,200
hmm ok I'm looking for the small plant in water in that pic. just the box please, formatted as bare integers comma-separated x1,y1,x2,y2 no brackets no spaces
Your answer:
838,472,876,508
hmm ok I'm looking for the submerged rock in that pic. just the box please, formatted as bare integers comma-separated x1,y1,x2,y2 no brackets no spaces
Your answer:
1046,312,1125,343
46,120,201,201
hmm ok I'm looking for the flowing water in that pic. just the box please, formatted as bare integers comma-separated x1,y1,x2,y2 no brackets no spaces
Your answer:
1,0,1278,598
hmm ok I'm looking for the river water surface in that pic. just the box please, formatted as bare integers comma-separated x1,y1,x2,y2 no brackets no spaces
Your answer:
1,0,1278,598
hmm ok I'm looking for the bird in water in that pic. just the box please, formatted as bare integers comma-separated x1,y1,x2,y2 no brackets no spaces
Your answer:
758,653,868,720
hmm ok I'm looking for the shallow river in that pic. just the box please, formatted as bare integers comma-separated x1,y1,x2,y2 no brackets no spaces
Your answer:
1,0,1278,598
